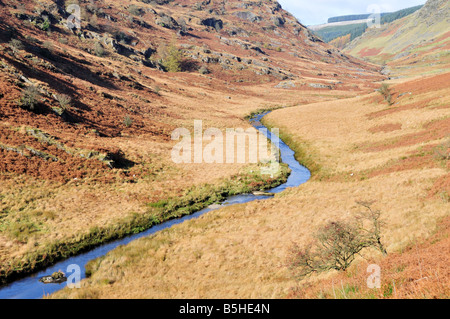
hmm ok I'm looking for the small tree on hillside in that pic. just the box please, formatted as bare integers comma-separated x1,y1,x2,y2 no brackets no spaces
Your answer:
288,202,387,279
434,137,450,161
356,201,388,256
123,115,133,128
157,42,182,72
55,94,72,110
93,41,106,57
9,39,24,55
378,83,393,105
19,85,41,111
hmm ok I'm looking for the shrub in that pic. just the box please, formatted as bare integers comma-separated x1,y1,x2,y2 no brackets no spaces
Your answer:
434,138,450,161
198,66,210,75
378,83,393,105
39,18,51,31
19,85,41,110
93,42,106,57
157,42,182,72
178,18,187,33
42,41,54,52
55,94,72,110
288,202,387,279
9,39,24,54
127,4,142,16
123,115,133,128
88,14,99,28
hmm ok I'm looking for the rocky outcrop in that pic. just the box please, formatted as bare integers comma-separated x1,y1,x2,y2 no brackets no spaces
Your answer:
308,83,334,89
155,13,179,29
201,18,223,31
234,11,262,23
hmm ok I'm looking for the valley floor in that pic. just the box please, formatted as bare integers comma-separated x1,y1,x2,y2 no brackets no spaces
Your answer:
51,70,449,299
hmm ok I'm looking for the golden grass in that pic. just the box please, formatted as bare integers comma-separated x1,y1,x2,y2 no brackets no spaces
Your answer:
2,61,358,280
51,71,449,299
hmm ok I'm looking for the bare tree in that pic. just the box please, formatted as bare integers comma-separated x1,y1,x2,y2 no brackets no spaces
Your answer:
356,201,387,256
288,202,387,279
55,94,72,110
19,85,41,111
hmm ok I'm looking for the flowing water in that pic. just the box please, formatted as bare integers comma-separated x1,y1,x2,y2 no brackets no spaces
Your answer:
0,112,311,299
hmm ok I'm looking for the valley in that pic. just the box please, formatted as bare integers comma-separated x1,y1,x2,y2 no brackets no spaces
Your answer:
0,0,448,299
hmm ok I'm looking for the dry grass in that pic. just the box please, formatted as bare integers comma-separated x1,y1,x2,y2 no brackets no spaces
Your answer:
51,71,449,299
0,13,379,275
288,217,450,299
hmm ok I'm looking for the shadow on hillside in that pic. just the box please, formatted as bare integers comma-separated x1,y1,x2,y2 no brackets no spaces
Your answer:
183,32,201,39
1,54,93,112
0,27,118,92
26,43,118,91
109,150,136,169
181,59,200,72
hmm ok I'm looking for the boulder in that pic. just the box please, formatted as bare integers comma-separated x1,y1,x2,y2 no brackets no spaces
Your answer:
39,271,67,284
234,11,261,23
201,18,223,31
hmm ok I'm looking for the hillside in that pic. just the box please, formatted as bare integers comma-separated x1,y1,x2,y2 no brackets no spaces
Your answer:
312,5,423,48
345,0,450,65
0,0,384,284
2,0,448,301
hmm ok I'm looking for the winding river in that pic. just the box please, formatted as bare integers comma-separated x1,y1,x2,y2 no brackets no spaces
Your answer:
0,112,311,299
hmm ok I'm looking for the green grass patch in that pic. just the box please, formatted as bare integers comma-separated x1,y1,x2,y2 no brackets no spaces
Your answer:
244,106,285,121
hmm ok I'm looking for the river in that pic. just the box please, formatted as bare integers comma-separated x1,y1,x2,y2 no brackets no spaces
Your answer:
0,111,311,299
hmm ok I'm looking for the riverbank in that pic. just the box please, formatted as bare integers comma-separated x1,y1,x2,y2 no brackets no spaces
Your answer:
0,162,290,286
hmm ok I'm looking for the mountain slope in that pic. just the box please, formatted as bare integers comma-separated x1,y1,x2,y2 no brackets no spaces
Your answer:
344,0,450,65
310,5,423,48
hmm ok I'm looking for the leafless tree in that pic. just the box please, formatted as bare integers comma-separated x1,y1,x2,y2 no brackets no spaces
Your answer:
288,201,387,279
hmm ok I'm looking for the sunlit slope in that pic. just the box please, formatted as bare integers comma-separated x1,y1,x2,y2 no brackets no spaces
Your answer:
345,0,450,63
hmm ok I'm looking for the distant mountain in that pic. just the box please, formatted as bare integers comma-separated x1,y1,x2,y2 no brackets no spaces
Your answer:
344,0,450,63
327,13,390,24
311,5,424,48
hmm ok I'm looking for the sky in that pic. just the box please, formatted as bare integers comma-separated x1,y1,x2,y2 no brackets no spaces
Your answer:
277,0,428,26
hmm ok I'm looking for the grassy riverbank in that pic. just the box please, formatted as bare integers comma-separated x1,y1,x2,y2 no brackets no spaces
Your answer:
261,118,323,179
0,163,290,286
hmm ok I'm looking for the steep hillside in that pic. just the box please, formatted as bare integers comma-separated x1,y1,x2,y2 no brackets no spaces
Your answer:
345,0,450,67
312,5,424,49
0,0,384,284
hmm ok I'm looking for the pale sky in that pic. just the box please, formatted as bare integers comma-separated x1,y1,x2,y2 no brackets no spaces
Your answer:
277,0,427,26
